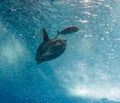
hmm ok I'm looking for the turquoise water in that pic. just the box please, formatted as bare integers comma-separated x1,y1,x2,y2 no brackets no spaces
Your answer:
0,0,120,103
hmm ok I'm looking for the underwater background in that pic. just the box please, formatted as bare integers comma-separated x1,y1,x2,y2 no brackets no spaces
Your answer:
0,0,120,103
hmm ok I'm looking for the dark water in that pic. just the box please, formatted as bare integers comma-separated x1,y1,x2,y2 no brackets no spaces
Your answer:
0,0,120,103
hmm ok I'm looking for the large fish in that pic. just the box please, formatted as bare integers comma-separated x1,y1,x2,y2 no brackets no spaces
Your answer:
36,28,67,64
57,26,79,35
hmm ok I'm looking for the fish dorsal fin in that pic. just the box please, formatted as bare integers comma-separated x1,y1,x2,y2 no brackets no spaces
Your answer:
42,28,49,42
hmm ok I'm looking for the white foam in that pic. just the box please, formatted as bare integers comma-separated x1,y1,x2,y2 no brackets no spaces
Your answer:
0,39,28,64
55,61,120,102
69,84,120,101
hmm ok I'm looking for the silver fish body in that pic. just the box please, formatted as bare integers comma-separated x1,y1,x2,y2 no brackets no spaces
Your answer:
36,28,67,64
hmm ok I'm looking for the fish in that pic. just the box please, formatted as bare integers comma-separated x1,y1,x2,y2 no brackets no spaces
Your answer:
57,26,79,35
36,28,67,64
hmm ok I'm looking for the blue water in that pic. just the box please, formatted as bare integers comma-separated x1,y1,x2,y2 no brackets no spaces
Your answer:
0,0,120,103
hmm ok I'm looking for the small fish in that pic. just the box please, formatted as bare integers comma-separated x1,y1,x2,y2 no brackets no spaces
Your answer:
57,26,79,35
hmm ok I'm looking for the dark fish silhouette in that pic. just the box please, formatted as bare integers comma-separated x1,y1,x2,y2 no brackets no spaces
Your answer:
36,28,67,64
57,26,79,35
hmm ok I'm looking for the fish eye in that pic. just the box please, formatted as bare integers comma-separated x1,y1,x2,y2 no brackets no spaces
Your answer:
59,40,62,43
54,40,62,46
56,40,61,43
